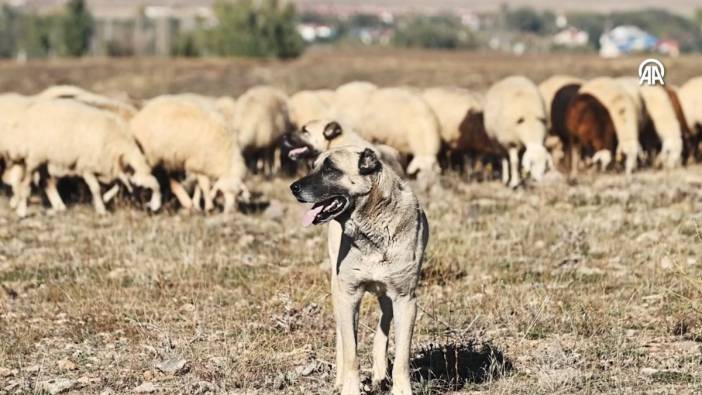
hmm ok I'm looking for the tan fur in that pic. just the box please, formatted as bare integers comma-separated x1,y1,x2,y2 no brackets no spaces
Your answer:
679,77,702,135
580,77,641,173
11,98,161,217
355,87,441,182
421,87,483,148
39,85,138,120
331,81,379,131
638,85,683,168
288,89,335,128
484,76,551,187
232,85,290,154
296,119,404,175
130,95,248,212
538,75,583,128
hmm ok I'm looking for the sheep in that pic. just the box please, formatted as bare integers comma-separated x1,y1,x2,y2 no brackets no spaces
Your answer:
538,75,583,170
288,89,335,128
0,94,35,208
10,98,161,217
331,81,378,131
538,75,584,128
39,85,138,120
231,85,291,175
346,87,441,188
574,77,641,174
638,85,684,168
130,95,248,213
678,77,702,160
565,89,618,175
483,76,552,188
664,85,698,163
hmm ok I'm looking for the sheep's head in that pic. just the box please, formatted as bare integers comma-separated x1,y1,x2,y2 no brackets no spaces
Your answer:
521,144,552,182
210,177,250,213
119,150,161,212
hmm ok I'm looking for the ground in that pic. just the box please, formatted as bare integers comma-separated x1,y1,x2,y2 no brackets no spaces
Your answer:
0,51,701,394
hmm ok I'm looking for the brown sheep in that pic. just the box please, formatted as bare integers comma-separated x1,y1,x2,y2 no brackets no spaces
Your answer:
565,94,618,175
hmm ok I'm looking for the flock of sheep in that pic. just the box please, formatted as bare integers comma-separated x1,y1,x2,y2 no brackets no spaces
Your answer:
0,74,700,217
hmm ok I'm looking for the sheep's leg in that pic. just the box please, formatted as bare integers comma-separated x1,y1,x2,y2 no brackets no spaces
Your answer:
508,148,520,188
501,158,509,184
14,169,33,218
196,175,213,212
45,176,67,212
223,192,235,213
83,172,107,215
102,184,120,204
3,164,24,209
570,144,579,178
169,178,193,210
191,185,203,212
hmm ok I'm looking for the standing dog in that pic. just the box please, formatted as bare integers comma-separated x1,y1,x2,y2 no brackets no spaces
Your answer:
290,147,429,395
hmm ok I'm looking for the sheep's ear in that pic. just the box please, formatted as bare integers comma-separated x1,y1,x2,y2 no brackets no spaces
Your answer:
358,148,381,175
323,121,343,140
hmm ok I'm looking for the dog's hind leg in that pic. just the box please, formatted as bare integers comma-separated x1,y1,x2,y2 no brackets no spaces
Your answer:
336,288,363,395
391,295,417,395
372,294,393,387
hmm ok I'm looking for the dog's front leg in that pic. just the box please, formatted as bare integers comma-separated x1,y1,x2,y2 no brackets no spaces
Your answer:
336,287,363,395
372,294,393,387
391,295,417,395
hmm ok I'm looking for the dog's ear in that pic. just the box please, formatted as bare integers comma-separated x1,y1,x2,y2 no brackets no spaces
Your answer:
323,121,343,140
358,148,382,175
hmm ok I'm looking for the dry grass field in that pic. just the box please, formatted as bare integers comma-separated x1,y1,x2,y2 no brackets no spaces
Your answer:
0,50,701,394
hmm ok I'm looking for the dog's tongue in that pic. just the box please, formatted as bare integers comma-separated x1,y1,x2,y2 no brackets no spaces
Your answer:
302,205,324,227
289,146,309,158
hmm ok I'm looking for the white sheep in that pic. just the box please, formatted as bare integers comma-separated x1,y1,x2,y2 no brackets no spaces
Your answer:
579,77,641,174
288,89,335,128
232,85,291,175
421,87,483,149
10,98,161,217
130,95,248,213
638,85,684,168
679,77,702,137
354,87,441,187
484,76,552,188
0,93,34,207
331,81,378,130
39,85,138,120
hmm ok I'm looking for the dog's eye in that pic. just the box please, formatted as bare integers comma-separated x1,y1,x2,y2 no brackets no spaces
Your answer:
323,165,334,174
517,117,525,124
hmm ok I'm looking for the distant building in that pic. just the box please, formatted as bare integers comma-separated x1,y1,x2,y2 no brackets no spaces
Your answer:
297,23,336,42
553,27,589,48
599,25,657,58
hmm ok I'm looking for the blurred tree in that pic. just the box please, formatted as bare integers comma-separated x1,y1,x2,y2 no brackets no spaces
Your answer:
18,14,57,58
0,5,19,58
505,7,556,35
208,0,304,59
393,14,477,49
59,0,94,56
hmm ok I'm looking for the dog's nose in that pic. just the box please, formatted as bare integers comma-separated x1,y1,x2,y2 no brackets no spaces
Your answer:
290,182,301,196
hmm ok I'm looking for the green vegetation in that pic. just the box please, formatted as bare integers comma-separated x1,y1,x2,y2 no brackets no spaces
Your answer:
59,0,94,56
392,14,478,49
206,0,304,59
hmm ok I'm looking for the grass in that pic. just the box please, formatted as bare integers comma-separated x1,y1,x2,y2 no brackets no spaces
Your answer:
1,165,701,394
0,51,701,393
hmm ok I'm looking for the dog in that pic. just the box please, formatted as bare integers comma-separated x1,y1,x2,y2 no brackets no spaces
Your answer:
284,119,405,175
290,146,429,395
